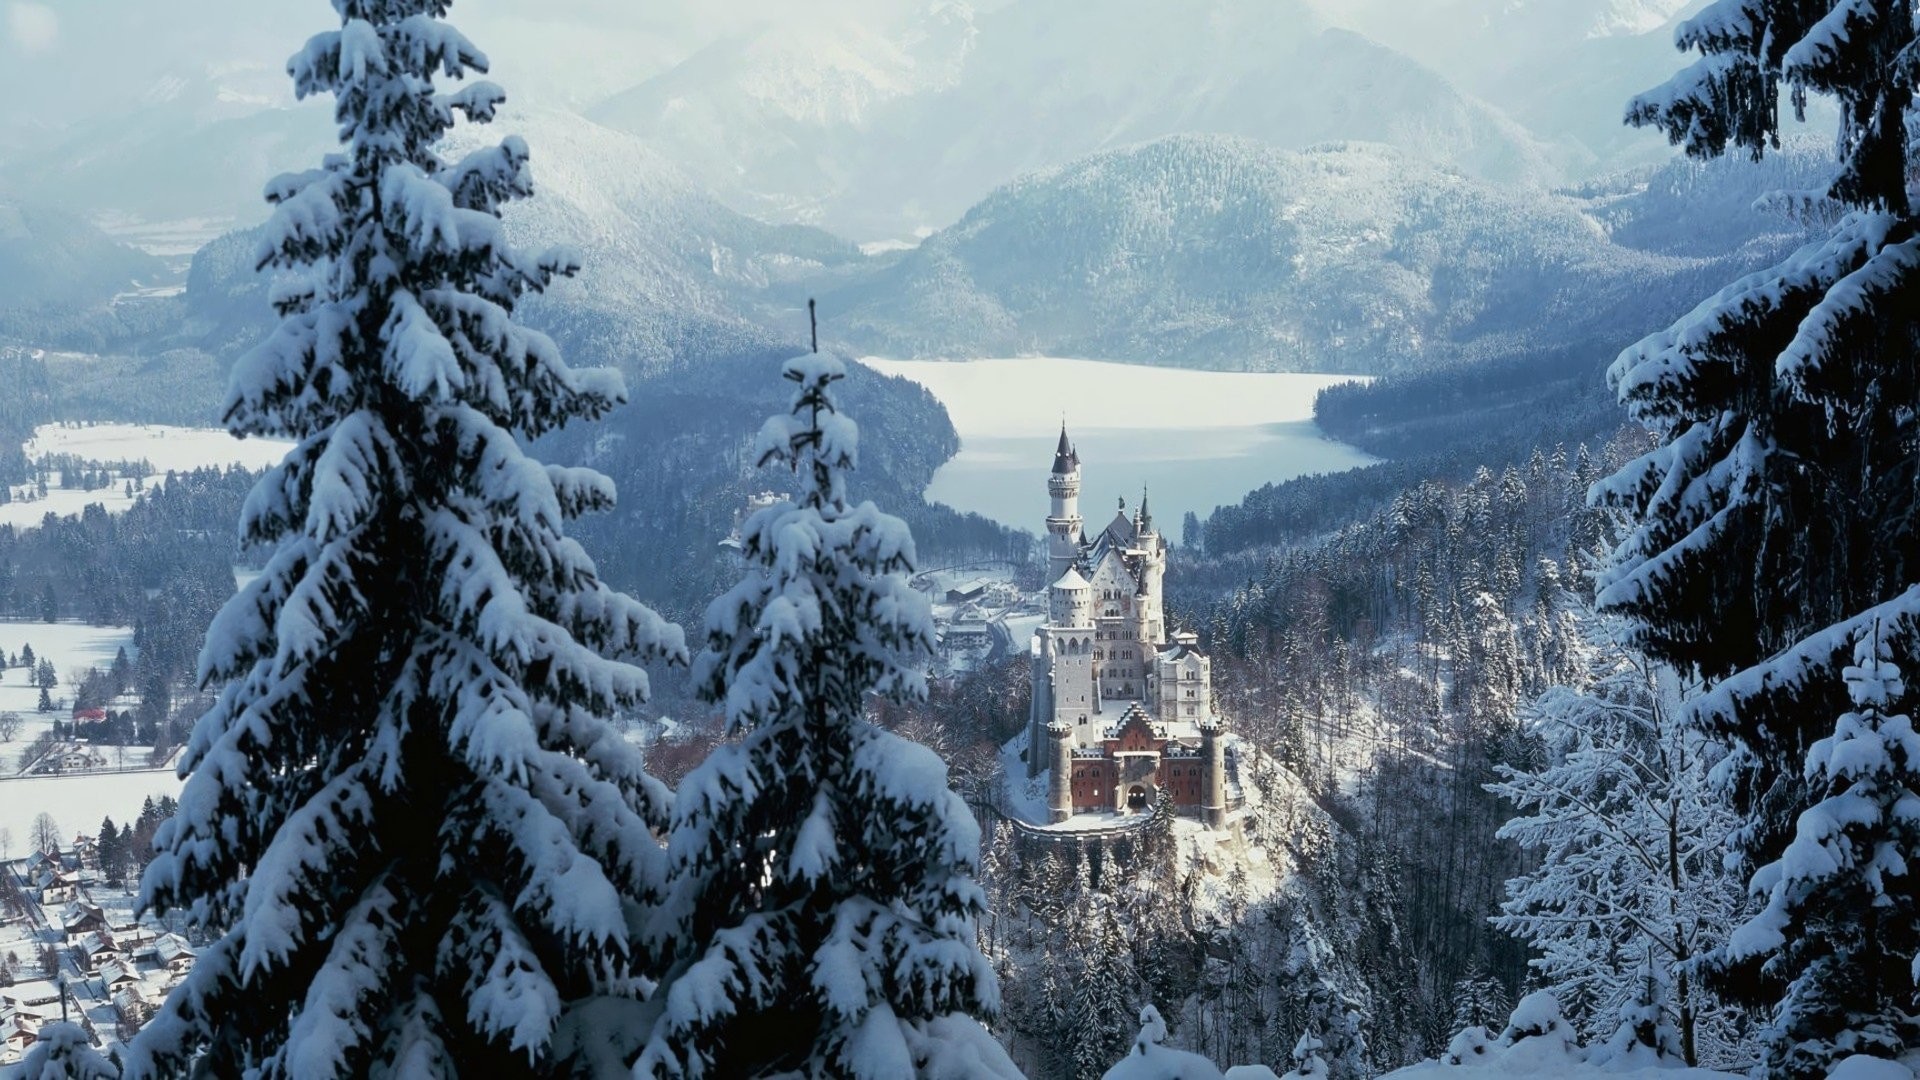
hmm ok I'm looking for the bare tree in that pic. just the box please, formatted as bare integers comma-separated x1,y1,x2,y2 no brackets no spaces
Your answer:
0,713,21,741
30,812,60,855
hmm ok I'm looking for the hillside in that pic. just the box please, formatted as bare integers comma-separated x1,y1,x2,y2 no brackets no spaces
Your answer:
0,202,169,349
171,107,867,375
591,0,1562,240
1310,0,1708,175
823,137,1698,372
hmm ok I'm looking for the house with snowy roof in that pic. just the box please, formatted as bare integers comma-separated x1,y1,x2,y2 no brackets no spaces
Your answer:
97,956,141,991
1025,426,1236,826
38,874,79,906
1,1013,39,1060
151,933,196,977
2,981,62,1017
62,902,108,940
74,931,121,973
112,984,156,1028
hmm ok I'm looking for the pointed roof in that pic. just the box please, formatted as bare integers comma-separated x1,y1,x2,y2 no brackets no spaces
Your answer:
1051,567,1090,591
1137,488,1153,533
1051,423,1079,475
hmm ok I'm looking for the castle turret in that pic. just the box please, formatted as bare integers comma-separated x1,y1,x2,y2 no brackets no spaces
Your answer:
1201,715,1228,829
1132,488,1167,643
1047,720,1075,823
1047,424,1083,581
1049,567,1093,627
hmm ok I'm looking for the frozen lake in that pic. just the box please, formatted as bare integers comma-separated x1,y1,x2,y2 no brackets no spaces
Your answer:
859,357,1378,532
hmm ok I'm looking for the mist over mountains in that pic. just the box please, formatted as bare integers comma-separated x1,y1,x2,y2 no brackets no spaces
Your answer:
592,0,1563,240
821,136,1786,372
0,0,1826,382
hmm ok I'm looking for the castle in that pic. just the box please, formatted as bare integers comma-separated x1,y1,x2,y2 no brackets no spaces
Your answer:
1026,426,1232,827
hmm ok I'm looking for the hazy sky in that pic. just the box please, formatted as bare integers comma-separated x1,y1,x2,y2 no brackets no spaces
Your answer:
0,0,1003,119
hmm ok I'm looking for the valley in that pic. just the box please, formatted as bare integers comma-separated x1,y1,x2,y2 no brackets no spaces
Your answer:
0,0,1908,1077
1,420,291,530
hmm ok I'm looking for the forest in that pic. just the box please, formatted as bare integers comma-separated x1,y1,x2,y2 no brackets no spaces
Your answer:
2,0,1919,1078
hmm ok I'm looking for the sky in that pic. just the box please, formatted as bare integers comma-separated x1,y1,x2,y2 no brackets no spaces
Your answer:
0,0,1004,117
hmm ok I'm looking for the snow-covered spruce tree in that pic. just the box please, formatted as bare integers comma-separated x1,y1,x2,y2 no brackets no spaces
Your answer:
1586,956,1687,1070
636,353,1011,1078
1597,0,1920,1027
127,2,686,1074
1286,1031,1328,1080
1724,626,1920,1078
1486,619,1745,1065
1068,902,1142,1080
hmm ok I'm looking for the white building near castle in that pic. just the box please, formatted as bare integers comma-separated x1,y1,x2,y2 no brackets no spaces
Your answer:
1026,426,1232,826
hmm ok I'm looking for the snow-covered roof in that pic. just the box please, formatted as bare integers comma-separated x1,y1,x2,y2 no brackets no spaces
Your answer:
1,982,60,1006
1051,567,1090,591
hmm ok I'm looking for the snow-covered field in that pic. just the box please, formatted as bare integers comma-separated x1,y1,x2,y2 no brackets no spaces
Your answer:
0,620,136,730
0,422,292,531
859,357,1378,530
0,769,183,856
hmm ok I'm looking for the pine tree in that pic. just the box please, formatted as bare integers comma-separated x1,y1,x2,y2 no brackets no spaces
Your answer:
1588,955,1687,1069
637,354,1009,1078
1597,0,1920,1026
125,1,685,1074
1287,1031,1329,1080
1725,626,1920,1077
1068,901,1141,1080
97,816,123,888
1447,969,1509,1042
1486,619,1746,1065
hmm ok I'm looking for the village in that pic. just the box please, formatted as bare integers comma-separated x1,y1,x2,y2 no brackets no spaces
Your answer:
0,812,193,1067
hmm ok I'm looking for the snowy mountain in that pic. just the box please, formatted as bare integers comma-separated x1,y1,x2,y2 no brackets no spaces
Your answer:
823,137,1697,371
0,1,694,229
1308,0,1711,176
3,74,331,230
591,0,1563,240
176,108,863,373
0,202,164,318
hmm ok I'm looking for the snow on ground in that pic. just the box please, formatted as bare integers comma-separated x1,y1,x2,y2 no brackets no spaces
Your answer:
0,620,137,756
0,422,292,531
858,356,1377,530
1379,1053,1743,1079
0,769,183,856
21,422,289,477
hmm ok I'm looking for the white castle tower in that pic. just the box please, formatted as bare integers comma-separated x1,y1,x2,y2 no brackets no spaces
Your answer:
1046,424,1083,582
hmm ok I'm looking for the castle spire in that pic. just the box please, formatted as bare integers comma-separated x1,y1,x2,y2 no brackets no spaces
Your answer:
1138,487,1152,532
1052,421,1077,475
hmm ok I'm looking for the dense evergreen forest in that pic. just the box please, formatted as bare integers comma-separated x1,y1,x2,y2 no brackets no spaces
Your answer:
6,0,1920,1076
